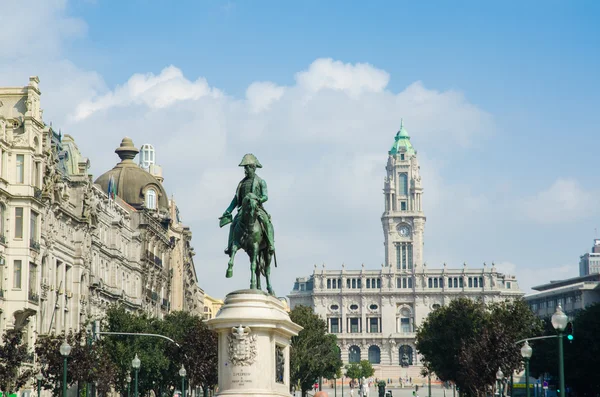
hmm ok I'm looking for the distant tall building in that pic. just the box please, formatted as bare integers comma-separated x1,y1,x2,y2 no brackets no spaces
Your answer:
579,239,600,276
288,121,523,381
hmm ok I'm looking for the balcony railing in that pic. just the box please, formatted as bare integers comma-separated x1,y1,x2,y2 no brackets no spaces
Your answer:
29,239,40,251
28,290,40,304
145,251,163,267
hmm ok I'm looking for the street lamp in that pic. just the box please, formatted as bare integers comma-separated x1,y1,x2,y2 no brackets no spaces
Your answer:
552,305,568,397
496,367,504,397
60,339,72,397
520,341,533,397
36,372,44,397
126,372,132,397
132,354,141,397
179,364,187,397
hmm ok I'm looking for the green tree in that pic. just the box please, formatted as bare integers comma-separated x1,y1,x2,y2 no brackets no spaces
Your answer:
0,328,34,394
290,305,343,397
416,298,542,396
162,311,218,397
344,360,374,381
35,329,116,397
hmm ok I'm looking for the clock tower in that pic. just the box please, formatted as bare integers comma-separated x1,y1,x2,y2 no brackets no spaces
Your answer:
382,120,426,272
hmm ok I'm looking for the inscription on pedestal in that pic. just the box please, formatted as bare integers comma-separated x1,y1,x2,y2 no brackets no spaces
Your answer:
231,372,254,386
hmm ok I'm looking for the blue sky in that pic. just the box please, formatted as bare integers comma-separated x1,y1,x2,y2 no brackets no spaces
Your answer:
1,0,599,298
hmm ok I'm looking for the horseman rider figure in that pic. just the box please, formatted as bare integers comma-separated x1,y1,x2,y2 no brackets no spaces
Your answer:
222,153,275,278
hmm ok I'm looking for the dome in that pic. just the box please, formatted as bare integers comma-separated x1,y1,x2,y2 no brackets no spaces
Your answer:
389,119,415,156
94,137,169,212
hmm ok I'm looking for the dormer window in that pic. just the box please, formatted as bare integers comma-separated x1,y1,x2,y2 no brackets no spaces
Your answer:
146,189,157,210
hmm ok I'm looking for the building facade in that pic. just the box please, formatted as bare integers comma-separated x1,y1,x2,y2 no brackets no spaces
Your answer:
288,122,523,380
579,239,600,276
0,78,204,374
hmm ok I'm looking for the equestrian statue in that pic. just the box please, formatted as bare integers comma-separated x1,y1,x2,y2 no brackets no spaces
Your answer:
219,154,277,295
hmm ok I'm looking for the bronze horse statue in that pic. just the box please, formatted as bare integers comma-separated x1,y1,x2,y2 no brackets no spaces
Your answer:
226,192,276,295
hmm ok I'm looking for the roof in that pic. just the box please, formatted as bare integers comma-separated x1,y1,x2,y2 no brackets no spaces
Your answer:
389,119,416,156
94,137,169,212
531,273,600,291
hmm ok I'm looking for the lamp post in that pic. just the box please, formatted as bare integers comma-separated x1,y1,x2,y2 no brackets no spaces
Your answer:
179,365,187,397
520,341,533,397
36,372,44,397
551,305,568,397
496,367,504,397
60,339,72,397
126,372,132,397
132,354,141,397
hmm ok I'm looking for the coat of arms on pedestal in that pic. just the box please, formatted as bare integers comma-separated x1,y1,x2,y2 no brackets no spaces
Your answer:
228,325,257,366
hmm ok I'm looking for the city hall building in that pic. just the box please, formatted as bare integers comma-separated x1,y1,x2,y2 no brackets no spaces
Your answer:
287,122,523,381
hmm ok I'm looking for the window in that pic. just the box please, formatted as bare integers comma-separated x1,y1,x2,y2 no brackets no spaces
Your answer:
399,345,413,366
398,173,408,195
348,345,361,363
16,154,24,184
396,243,413,270
506,282,511,289
352,279,356,289
146,189,157,210
357,279,362,288
330,318,340,333
369,304,378,310
327,279,331,289
30,211,38,243
401,201,407,211
400,154,405,160
369,318,379,333
468,278,473,288
400,318,411,333
428,278,432,288
14,207,23,239
408,278,413,288
368,346,381,364
29,263,37,294
350,318,360,333
377,278,381,288
349,304,359,311
13,260,22,289
366,279,371,288
330,304,339,311
0,204,5,239
459,278,464,288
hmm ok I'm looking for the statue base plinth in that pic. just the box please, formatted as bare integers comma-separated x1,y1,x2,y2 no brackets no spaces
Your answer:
206,289,302,397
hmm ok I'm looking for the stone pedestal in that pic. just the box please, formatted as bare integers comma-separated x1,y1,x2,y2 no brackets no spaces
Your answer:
207,290,302,397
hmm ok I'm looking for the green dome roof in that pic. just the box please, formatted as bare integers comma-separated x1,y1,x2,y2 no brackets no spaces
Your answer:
389,120,415,156
94,137,169,212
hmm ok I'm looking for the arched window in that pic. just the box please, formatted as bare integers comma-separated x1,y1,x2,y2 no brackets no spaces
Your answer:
368,345,381,364
146,189,157,210
348,345,361,363
399,345,413,366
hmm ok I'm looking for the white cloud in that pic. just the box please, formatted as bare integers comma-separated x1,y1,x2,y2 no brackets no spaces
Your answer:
72,66,222,121
246,82,285,113
521,178,597,224
295,58,390,98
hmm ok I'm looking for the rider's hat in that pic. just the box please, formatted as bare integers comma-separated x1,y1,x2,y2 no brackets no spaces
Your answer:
239,153,262,168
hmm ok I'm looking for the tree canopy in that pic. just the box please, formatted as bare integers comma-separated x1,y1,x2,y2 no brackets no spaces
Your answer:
344,360,374,381
290,305,343,397
0,328,35,394
416,298,542,396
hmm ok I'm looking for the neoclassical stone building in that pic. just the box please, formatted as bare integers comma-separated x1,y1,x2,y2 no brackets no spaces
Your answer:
288,122,523,381
0,78,204,362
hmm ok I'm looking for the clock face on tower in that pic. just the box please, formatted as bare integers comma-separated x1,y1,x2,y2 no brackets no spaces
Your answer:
397,224,411,237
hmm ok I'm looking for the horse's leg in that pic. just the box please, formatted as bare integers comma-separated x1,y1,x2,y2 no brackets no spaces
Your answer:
256,256,262,291
249,247,258,289
226,245,238,278
265,251,275,296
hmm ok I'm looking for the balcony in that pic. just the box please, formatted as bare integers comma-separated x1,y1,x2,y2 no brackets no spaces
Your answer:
28,290,40,304
29,239,40,251
145,250,163,267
